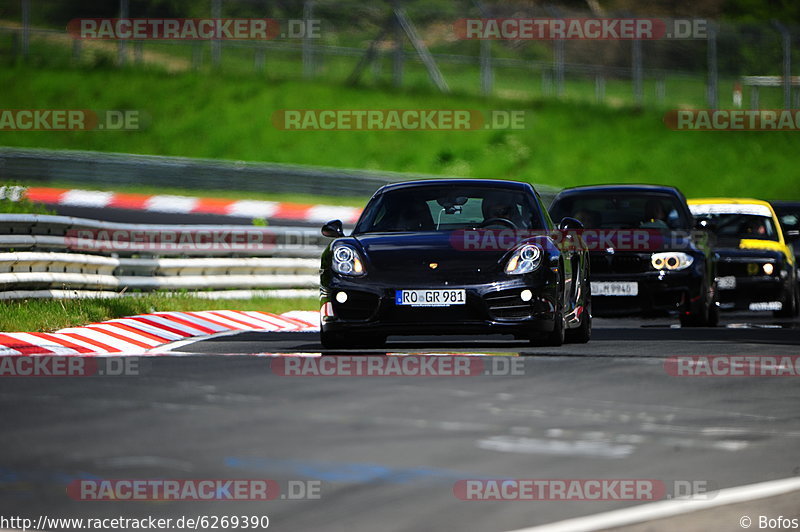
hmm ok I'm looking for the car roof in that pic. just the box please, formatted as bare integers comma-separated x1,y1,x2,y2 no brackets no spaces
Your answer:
553,184,682,197
377,179,533,194
688,197,772,208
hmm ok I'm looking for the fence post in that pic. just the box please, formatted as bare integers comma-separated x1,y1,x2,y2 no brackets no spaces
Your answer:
21,0,30,60
72,37,82,63
255,47,265,73
545,5,564,98
706,23,718,109
595,72,605,103
303,0,315,79
542,69,552,97
211,0,222,68
772,21,791,110
475,0,492,96
393,13,404,87
192,42,202,70
656,75,665,104
632,39,643,105
480,40,493,96
118,0,128,66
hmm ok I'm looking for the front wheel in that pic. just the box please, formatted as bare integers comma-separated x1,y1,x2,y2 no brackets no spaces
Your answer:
530,311,564,347
565,305,591,344
680,290,717,327
320,329,347,349
774,283,799,318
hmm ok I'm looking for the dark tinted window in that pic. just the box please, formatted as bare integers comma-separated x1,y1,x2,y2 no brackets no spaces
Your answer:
550,193,690,230
355,186,541,233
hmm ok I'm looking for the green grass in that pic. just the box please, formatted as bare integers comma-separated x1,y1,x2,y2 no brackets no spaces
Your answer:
0,184,54,214
0,295,318,332
2,65,798,200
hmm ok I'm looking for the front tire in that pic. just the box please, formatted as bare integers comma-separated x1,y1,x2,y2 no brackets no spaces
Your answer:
530,310,564,347
774,283,799,318
565,305,591,344
320,329,347,349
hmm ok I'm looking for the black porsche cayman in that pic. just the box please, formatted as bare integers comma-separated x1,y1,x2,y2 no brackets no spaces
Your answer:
318,179,591,348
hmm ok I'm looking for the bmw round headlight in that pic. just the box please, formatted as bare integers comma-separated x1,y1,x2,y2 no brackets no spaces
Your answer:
505,244,542,275
332,244,365,276
651,252,694,271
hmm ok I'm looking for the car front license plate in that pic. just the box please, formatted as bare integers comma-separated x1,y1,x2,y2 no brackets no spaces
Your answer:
396,289,466,307
717,276,737,290
591,281,638,296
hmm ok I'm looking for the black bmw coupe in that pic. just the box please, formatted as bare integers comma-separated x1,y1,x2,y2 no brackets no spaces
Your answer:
549,185,719,327
318,179,591,348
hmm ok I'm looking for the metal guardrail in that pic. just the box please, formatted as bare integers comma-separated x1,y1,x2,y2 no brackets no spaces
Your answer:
0,213,328,257
0,214,325,298
0,147,561,204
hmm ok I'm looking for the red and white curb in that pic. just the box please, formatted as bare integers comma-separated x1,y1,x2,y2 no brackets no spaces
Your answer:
0,310,320,356
25,187,362,224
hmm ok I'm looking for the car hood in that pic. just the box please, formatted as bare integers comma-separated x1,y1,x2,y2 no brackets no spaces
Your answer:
353,232,511,277
713,239,790,261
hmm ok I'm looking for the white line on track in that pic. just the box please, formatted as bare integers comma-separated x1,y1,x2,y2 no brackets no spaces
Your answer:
504,476,800,532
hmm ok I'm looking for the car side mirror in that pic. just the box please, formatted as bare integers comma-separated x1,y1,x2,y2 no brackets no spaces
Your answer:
558,217,584,231
321,219,344,238
694,217,715,232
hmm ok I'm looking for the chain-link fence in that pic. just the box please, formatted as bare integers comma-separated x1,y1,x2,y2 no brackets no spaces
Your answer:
1,0,799,109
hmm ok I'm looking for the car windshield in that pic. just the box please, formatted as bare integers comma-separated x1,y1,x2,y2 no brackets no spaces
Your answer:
701,213,779,243
549,193,691,230
354,185,542,233
773,205,800,235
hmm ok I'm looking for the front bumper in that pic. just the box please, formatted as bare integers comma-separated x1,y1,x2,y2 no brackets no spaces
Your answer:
591,270,703,316
717,275,786,310
320,277,559,336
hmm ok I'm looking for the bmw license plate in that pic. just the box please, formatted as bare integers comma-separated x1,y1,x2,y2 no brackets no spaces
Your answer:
396,289,466,307
591,281,638,296
717,276,737,290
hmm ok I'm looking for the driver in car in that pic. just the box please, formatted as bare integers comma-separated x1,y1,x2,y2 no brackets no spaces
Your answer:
640,199,670,229
481,191,524,228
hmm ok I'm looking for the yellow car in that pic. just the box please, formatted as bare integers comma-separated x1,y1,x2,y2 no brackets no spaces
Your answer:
688,198,798,317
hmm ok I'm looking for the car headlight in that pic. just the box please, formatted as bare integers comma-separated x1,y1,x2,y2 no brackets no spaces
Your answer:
651,252,694,271
762,262,774,275
505,244,542,275
332,244,365,276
